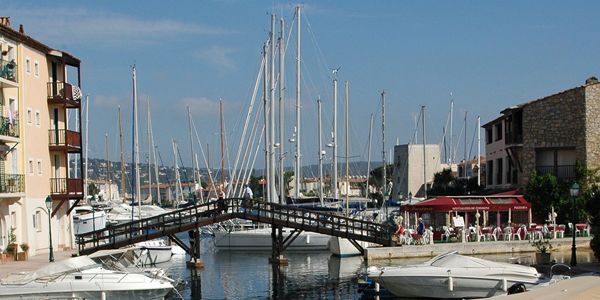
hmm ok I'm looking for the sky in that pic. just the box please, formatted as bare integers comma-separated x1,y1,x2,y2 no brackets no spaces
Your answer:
4,1,600,173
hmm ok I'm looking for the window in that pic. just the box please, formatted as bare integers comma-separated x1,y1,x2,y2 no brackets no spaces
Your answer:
25,58,30,74
495,124,503,141
35,111,40,126
496,158,503,185
28,159,33,174
26,109,32,124
33,211,42,231
486,128,492,144
34,61,39,77
487,160,494,185
10,211,16,228
37,160,42,175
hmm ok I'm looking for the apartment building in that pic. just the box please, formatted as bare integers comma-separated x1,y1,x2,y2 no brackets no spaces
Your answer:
483,77,600,189
0,18,83,256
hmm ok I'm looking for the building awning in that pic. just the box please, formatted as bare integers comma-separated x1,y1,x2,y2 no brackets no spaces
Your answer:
402,192,530,213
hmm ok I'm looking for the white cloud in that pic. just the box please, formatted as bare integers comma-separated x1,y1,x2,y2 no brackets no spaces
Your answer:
193,46,236,70
178,97,222,117
4,6,227,46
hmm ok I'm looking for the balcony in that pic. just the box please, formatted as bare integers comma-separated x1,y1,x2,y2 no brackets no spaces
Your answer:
0,116,19,142
47,81,81,107
536,165,576,181
50,178,83,198
0,59,17,87
0,174,24,197
49,129,81,152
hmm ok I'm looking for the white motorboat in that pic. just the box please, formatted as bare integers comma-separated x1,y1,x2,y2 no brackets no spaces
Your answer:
0,256,174,300
135,239,173,265
72,206,107,235
369,251,542,299
214,226,331,251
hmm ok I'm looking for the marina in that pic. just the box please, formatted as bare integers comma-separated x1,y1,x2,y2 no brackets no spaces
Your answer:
1,2,600,299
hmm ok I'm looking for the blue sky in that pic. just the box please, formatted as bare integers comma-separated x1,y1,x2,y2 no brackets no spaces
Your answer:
4,1,600,171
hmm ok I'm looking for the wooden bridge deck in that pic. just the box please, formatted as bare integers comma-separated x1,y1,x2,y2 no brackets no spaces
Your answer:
76,198,395,255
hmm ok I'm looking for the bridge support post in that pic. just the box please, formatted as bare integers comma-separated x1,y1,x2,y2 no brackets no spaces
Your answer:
269,225,288,265
190,268,202,298
186,229,204,269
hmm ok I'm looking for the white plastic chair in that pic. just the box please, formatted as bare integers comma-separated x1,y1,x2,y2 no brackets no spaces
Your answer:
568,223,580,236
503,226,512,241
511,227,522,240
556,224,565,238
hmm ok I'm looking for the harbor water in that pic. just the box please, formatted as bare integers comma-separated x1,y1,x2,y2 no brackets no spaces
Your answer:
162,236,597,299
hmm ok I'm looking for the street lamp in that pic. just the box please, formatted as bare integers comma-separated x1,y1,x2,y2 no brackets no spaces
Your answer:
570,182,580,267
45,195,54,262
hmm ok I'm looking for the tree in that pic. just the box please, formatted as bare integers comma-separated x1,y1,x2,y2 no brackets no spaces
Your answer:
585,185,600,259
428,168,483,196
88,183,99,196
525,172,566,223
368,164,394,193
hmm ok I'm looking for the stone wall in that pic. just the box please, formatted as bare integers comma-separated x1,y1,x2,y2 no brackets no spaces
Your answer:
585,83,600,169
521,87,587,186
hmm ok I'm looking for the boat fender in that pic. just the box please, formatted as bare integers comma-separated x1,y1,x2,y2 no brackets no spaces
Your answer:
307,234,310,244
447,270,453,292
507,283,527,295
502,278,508,292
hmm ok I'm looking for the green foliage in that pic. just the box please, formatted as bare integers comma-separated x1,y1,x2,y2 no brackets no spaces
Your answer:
585,184,600,259
531,239,552,253
428,168,483,196
248,176,264,198
5,227,16,253
525,171,566,223
368,164,394,198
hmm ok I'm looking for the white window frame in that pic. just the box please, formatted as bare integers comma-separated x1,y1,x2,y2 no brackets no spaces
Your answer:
25,57,31,74
37,160,42,175
35,111,40,126
33,211,42,232
34,61,39,77
26,108,32,124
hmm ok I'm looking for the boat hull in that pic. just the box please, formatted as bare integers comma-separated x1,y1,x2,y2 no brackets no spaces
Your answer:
214,227,330,251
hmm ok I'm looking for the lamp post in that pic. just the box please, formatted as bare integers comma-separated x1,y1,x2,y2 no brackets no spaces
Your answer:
45,196,54,262
570,182,579,267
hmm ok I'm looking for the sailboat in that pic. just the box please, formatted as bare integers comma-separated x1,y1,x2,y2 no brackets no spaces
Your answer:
214,7,333,252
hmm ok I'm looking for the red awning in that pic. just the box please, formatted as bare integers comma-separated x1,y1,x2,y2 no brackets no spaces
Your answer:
403,194,530,213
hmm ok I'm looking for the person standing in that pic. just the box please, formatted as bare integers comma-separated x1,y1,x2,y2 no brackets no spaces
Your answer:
243,184,253,200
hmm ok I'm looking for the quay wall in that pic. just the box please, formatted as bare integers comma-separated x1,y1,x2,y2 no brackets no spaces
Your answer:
365,237,592,261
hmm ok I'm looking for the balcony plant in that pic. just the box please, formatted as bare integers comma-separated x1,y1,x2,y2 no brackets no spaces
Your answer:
531,239,552,264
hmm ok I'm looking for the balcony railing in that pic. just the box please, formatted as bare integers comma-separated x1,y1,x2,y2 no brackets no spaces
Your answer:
47,81,81,106
505,131,523,145
0,174,24,194
536,165,576,180
0,59,17,83
49,129,81,149
50,178,83,196
0,116,18,138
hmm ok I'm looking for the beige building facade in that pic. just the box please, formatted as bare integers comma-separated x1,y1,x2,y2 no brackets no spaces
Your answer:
0,19,83,257
391,144,441,199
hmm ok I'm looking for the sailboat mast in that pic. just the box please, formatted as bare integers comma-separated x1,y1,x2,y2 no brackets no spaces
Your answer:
131,65,142,222
477,115,481,186
269,14,277,203
84,95,89,202
105,133,111,201
332,78,338,199
187,106,197,185
345,81,349,217
317,97,324,205
421,105,427,199
381,91,386,209
449,96,453,164
147,100,152,204
464,111,468,180
294,5,301,199
262,42,270,202
220,100,225,197
278,17,285,205
172,140,179,208
366,113,373,200
118,106,125,202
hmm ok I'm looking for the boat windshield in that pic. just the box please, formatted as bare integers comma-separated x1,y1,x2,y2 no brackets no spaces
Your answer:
430,254,490,268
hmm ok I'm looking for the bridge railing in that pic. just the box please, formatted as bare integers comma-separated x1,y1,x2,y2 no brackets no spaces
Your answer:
76,198,394,254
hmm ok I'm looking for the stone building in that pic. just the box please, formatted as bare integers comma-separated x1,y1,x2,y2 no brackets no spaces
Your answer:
483,77,600,189
391,144,441,199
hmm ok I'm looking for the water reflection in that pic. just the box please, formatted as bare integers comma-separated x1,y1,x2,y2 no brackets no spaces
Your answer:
162,237,596,299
